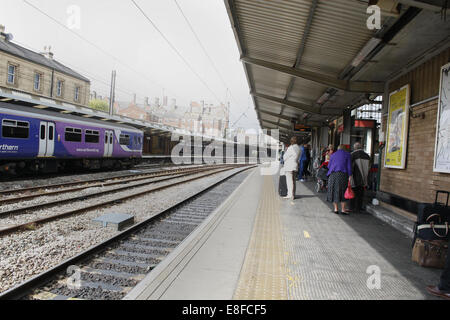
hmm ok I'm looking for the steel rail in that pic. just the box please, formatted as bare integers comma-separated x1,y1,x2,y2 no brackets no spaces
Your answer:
0,165,206,196
0,165,223,205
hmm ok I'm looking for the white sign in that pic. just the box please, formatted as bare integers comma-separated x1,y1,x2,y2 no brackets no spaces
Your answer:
433,62,450,173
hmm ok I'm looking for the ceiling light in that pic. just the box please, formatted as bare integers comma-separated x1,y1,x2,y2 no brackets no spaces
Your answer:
317,92,330,104
351,38,382,68
0,98,12,102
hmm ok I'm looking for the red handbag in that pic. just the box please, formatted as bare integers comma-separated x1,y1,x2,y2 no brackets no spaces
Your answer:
345,181,355,200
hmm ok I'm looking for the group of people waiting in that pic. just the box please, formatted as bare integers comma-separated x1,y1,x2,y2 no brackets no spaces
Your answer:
281,137,370,215
326,142,370,214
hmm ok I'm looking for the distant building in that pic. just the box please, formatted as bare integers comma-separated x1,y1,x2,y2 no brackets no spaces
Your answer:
184,101,229,138
0,25,90,107
116,101,149,121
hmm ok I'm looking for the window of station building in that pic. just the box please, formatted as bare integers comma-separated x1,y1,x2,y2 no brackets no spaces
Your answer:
1,119,29,139
7,64,16,85
65,127,82,142
34,73,42,91
85,129,100,143
74,86,80,102
119,134,130,145
56,80,64,97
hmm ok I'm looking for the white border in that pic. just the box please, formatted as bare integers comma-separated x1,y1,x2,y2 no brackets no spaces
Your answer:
384,84,410,169
433,62,450,174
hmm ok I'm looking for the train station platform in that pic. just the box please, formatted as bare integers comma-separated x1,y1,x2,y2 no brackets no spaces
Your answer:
124,167,443,300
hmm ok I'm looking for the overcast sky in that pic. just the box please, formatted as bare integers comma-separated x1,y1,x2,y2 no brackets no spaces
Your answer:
0,0,260,130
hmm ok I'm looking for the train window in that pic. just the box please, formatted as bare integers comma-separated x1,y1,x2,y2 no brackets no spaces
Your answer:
85,130,100,143
119,134,130,145
48,126,54,141
105,133,108,144
65,127,82,142
2,119,29,139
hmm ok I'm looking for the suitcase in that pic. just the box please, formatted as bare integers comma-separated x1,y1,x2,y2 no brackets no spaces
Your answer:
417,191,450,224
279,175,287,197
412,238,448,269
413,191,450,244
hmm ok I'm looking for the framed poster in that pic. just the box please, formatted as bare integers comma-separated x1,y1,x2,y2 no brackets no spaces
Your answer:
433,62,450,173
384,84,410,169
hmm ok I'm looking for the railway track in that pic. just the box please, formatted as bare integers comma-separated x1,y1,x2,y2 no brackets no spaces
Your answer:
0,164,222,205
0,165,246,236
0,164,206,198
0,165,255,300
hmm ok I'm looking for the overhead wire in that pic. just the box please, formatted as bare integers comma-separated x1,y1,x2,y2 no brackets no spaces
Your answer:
172,0,251,129
130,0,222,104
22,0,180,101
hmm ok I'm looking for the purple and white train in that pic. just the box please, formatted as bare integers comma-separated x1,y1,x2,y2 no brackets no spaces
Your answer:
0,103,143,174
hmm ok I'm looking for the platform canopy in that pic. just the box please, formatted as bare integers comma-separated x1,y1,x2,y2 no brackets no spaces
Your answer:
225,0,450,142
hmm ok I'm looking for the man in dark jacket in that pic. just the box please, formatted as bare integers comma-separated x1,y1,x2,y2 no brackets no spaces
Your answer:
427,244,450,300
350,142,370,213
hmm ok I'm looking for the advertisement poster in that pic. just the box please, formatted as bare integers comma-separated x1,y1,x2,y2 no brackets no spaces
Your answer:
434,62,450,173
385,84,410,169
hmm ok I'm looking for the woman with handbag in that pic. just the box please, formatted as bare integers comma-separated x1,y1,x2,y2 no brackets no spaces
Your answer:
327,145,352,215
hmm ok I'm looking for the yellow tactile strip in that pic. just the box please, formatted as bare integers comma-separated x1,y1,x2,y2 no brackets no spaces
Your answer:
233,175,287,300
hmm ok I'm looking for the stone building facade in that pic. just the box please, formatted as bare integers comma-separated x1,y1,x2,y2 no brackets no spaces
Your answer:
0,25,90,107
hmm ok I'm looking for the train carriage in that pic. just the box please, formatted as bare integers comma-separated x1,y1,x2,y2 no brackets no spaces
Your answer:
0,103,143,174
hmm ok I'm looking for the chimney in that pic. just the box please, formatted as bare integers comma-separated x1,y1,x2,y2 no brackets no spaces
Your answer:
0,25,5,41
40,45,54,60
0,25,12,42
145,97,149,106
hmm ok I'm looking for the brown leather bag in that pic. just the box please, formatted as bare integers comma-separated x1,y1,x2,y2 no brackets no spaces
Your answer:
412,238,448,269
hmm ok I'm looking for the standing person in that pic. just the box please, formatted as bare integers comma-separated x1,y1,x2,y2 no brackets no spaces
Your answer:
283,137,301,202
327,145,352,215
326,145,335,162
350,142,370,213
304,144,312,180
279,147,285,165
298,144,308,182
426,244,450,300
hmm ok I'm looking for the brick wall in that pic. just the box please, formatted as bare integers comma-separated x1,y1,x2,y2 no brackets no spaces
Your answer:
380,98,450,204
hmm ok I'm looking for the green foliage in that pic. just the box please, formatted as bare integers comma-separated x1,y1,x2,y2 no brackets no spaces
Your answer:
88,99,109,112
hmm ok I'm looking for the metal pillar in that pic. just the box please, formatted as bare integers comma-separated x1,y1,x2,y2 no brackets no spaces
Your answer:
109,70,117,116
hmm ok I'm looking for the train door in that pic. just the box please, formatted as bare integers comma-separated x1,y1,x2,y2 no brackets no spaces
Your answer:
38,121,55,157
104,130,114,157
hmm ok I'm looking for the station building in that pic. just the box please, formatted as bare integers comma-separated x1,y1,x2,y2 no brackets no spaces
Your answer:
225,0,450,217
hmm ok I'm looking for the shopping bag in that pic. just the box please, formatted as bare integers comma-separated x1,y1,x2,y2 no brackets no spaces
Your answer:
345,180,355,200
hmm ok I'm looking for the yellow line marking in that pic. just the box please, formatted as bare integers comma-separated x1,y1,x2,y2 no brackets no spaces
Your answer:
303,231,311,238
